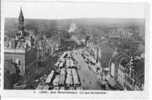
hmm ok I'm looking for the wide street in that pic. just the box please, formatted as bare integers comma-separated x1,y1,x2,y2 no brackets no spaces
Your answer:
72,50,103,90
36,48,106,90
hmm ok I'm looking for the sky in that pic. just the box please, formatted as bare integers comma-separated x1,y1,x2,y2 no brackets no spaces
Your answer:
2,0,146,19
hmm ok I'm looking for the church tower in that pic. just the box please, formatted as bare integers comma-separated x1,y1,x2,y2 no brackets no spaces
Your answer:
16,8,25,40
18,8,24,33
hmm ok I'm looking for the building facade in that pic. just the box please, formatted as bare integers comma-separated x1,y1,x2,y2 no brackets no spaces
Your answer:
4,8,36,76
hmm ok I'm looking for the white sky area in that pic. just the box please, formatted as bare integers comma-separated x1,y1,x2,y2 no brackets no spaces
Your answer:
3,0,146,19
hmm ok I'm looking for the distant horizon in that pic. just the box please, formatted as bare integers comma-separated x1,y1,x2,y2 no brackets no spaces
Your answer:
4,16,145,39
5,17,145,25
5,17,145,20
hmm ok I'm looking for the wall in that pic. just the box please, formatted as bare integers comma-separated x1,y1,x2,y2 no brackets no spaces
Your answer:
5,50,25,76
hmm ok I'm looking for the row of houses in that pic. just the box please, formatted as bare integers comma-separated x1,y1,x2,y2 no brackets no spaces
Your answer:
109,52,144,90
85,35,144,90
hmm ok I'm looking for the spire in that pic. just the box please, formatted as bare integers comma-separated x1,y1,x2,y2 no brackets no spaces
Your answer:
19,8,24,22
18,7,24,31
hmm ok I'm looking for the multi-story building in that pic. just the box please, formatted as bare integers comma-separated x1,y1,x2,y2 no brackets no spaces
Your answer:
110,52,144,90
125,57,144,90
109,53,129,88
4,8,37,76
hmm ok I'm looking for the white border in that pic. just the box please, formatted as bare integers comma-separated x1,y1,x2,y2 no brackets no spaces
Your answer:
0,1,150,99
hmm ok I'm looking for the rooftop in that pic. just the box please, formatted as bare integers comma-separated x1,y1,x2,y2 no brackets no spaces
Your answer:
4,48,25,54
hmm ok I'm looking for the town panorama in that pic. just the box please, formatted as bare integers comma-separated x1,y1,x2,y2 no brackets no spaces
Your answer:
4,9,145,90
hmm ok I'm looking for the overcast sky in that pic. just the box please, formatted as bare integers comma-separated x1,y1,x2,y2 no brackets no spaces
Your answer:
3,0,146,19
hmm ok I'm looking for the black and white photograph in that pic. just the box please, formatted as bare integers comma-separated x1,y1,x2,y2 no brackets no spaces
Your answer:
3,1,146,92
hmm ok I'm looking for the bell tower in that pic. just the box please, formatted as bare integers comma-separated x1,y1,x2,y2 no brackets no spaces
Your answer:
17,8,25,40
18,8,24,33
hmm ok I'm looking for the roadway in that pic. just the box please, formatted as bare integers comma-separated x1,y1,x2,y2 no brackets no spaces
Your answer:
72,50,103,90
